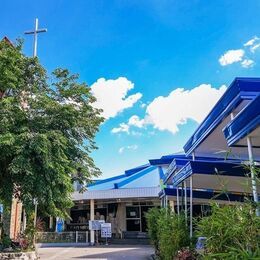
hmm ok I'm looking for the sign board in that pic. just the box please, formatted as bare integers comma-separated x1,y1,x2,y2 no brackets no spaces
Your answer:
196,236,207,250
101,223,112,238
56,218,64,233
89,220,105,230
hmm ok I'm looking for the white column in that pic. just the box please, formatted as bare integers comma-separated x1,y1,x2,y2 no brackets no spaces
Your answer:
165,195,168,208
190,152,195,238
190,176,193,238
160,197,163,207
169,200,175,212
184,180,188,223
90,199,95,244
49,216,53,230
176,187,180,215
23,208,27,231
247,137,260,216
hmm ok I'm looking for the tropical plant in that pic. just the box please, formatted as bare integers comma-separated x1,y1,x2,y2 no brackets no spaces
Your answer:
196,203,260,259
0,233,12,249
158,211,190,260
146,207,163,255
146,208,190,260
0,38,104,220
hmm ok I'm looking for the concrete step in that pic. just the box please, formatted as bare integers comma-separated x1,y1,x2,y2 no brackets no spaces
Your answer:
107,238,150,245
123,231,149,239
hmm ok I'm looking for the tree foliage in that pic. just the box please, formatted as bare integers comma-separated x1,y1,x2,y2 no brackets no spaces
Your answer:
0,39,104,217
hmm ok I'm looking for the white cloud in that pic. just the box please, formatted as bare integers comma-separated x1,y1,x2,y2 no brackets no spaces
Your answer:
244,36,259,47
219,36,260,69
111,115,145,134
91,77,142,119
118,145,138,154
145,84,227,134
219,49,245,66
111,123,129,134
250,43,260,53
244,36,260,53
128,115,145,128
241,59,254,68
113,84,227,135
140,103,147,108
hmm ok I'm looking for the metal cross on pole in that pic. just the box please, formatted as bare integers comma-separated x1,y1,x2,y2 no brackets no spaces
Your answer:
24,18,47,57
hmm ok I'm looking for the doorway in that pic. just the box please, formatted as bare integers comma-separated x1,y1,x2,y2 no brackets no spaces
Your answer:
126,205,153,232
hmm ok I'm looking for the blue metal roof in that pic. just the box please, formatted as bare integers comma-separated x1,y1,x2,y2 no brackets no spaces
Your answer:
124,164,150,176
223,94,260,147
149,154,187,165
114,166,158,189
87,174,126,188
172,160,249,186
183,78,260,155
87,156,170,191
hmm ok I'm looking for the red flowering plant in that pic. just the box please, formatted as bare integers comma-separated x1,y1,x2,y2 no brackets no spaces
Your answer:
175,247,198,260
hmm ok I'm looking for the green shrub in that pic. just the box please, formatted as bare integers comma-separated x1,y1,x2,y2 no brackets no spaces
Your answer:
158,211,190,260
196,203,260,259
1,234,11,249
146,208,190,260
146,207,163,255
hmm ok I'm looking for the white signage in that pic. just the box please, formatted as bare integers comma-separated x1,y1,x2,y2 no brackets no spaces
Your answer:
89,220,105,230
101,223,112,238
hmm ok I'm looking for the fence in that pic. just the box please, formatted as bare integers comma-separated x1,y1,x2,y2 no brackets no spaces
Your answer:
36,231,89,243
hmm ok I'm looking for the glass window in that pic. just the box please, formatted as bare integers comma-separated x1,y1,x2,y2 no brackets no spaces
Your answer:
126,206,140,218
126,219,141,231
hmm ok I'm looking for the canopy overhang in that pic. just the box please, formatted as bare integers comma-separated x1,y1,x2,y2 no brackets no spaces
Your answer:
172,161,258,194
159,187,250,203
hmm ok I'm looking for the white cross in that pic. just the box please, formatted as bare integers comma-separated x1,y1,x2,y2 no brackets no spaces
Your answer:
24,18,47,57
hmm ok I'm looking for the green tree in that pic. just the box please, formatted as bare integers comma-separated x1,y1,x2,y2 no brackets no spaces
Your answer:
0,38,103,218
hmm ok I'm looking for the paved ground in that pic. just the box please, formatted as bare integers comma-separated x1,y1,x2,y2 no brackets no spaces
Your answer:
38,245,154,260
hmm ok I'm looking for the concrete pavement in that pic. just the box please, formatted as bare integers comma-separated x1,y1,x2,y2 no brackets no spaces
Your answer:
38,244,154,259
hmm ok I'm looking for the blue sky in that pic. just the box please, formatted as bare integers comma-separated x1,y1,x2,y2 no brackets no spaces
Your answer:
1,0,260,178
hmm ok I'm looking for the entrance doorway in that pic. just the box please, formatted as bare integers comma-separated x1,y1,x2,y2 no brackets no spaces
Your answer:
126,205,153,232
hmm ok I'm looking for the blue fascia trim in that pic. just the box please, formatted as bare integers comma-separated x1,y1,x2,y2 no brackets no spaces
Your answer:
223,95,260,146
226,116,260,147
149,158,174,165
172,162,193,186
164,159,190,183
183,78,260,155
168,157,242,185
149,154,187,165
172,161,251,186
114,165,157,189
160,154,187,160
87,174,126,187
125,164,150,176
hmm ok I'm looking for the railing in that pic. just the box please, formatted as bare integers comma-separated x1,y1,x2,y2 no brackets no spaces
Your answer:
36,231,89,243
